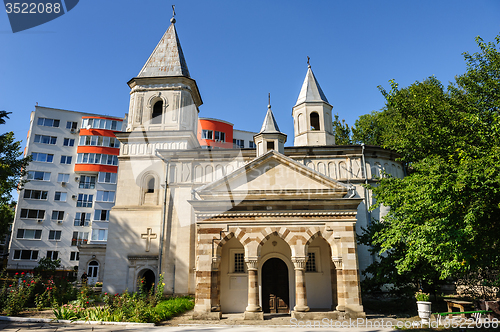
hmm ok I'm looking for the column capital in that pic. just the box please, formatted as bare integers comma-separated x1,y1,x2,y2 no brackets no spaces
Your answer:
332,256,343,270
245,257,259,270
292,256,308,270
211,255,221,271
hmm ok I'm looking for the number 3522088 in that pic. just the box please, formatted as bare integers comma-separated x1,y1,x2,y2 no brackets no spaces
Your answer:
5,3,62,14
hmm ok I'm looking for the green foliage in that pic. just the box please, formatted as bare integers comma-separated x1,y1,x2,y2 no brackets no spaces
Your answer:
4,274,39,316
351,111,384,146
415,291,430,302
34,257,61,276
332,113,351,145
360,33,500,291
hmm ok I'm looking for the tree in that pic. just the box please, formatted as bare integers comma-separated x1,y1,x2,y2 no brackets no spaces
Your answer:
351,111,384,146
332,113,351,145
360,33,500,295
0,111,30,238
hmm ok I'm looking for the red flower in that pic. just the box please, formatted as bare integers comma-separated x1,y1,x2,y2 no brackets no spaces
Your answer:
21,272,25,275
9,285,12,287
15,272,18,275
23,280,26,283
86,301,89,304
104,292,107,295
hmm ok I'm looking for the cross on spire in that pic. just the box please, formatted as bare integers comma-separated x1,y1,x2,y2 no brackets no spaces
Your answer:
268,92,271,108
141,228,157,252
307,56,310,67
171,4,176,23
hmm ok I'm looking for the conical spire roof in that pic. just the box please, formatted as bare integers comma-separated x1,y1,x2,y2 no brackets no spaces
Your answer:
295,65,329,106
259,106,281,134
138,18,190,78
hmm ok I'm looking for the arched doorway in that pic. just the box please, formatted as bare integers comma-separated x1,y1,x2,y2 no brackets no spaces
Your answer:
138,269,156,292
262,258,289,313
87,260,99,285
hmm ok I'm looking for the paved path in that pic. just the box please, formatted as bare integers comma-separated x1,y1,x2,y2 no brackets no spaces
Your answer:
0,321,399,332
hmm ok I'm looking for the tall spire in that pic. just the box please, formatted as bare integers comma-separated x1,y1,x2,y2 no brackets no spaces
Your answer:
137,9,190,78
295,62,329,106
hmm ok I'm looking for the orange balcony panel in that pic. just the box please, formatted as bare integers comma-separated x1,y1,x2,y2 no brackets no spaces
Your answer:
74,164,118,173
77,146,119,156
79,129,118,137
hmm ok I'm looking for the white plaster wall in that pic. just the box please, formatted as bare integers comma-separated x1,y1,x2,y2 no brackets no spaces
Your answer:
305,237,333,309
220,237,247,313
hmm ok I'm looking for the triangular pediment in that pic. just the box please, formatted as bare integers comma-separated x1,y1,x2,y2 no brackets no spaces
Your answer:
196,150,348,200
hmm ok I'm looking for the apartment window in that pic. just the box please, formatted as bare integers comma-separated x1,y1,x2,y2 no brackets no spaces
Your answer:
94,209,110,221
214,131,225,142
63,138,75,146
79,175,96,189
201,130,213,140
32,152,54,163
37,118,60,127
306,251,318,272
71,232,88,246
60,155,72,164
91,229,108,241
96,190,115,203
51,211,65,221
13,250,39,260
233,139,244,148
74,212,90,226
46,251,59,260
249,141,256,148
98,172,117,184
57,173,70,182
76,153,118,166
27,171,51,181
234,252,245,273
16,229,42,240
66,121,78,129
82,118,119,130
54,192,67,201
70,251,80,261
20,209,45,219
34,134,57,145
76,194,93,207
79,136,119,148
48,230,61,240
23,189,48,200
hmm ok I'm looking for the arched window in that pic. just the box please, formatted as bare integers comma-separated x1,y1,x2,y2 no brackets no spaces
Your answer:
151,100,163,124
147,177,155,193
297,113,303,134
310,112,320,131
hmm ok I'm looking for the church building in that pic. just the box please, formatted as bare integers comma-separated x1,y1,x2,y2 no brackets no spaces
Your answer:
99,13,403,320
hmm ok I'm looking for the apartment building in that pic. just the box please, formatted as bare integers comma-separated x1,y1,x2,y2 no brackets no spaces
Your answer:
7,106,125,279
198,117,256,149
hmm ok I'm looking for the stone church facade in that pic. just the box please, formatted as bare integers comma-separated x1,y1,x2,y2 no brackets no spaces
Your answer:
99,15,402,320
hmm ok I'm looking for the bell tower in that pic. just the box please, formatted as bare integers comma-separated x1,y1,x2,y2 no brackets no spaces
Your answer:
254,98,287,157
292,62,334,146
125,12,202,149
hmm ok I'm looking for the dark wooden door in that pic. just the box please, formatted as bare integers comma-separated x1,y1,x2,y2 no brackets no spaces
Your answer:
262,258,289,313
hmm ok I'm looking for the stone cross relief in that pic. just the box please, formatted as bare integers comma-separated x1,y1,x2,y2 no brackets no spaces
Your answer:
141,228,157,252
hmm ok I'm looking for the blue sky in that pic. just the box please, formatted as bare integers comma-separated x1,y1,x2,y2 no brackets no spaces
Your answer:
1,1,499,157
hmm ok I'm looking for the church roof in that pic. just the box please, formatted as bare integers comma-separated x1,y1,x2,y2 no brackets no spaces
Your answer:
259,106,281,134
137,18,190,78
295,65,329,106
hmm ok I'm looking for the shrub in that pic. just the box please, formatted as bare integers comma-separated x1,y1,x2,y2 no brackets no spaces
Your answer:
415,290,430,302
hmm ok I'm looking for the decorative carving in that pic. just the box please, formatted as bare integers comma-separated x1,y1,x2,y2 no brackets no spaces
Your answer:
211,256,221,271
292,257,308,270
141,228,157,252
332,257,343,269
245,258,259,270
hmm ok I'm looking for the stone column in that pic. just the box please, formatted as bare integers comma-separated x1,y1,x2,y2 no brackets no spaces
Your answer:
292,257,310,312
211,256,221,312
332,257,345,312
243,258,263,320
